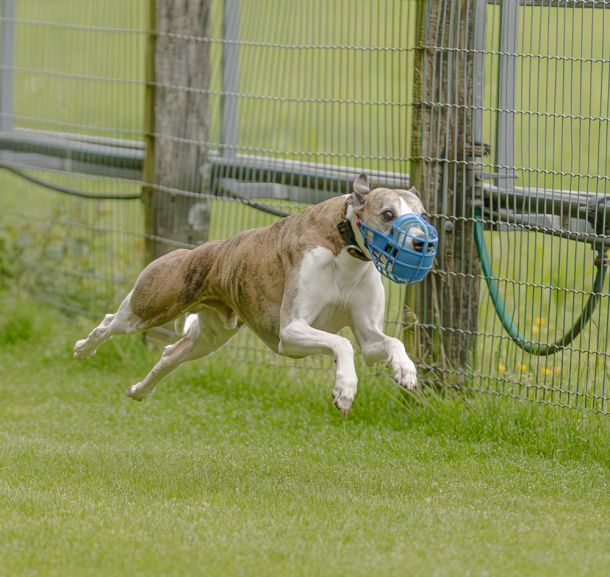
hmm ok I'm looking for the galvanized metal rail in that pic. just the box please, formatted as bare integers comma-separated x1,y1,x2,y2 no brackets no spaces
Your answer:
1,126,609,242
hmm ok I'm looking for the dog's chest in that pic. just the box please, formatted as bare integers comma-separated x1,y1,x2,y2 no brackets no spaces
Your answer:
294,247,374,327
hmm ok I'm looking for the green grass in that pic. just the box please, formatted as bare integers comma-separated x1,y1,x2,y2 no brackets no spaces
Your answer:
1,290,609,577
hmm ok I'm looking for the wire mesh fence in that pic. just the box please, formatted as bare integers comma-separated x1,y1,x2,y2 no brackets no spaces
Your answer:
0,0,608,413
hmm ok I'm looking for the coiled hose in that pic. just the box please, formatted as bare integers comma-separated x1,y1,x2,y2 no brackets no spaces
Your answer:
473,208,608,356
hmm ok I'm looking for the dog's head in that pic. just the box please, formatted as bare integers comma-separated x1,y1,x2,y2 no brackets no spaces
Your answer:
349,173,426,232
348,173,438,284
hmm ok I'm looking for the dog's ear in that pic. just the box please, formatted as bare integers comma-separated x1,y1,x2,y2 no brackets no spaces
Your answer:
409,186,422,199
350,173,371,211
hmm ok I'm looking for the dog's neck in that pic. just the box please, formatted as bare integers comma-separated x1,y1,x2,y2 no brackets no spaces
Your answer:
337,200,371,262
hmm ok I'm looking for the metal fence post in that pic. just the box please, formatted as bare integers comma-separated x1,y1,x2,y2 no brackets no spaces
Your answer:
496,0,519,191
221,0,240,159
473,0,487,153
0,0,15,132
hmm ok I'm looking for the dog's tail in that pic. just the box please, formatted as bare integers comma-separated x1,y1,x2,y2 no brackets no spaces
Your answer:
174,313,198,337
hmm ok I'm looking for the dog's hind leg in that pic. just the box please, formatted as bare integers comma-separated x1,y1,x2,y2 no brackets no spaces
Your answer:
126,308,241,401
73,291,147,359
74,247,205,360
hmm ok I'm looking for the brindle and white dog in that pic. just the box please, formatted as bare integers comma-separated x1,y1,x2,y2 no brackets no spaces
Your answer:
73,173,427,416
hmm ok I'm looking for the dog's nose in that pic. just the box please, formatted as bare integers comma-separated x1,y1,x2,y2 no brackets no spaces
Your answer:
409,227,426,251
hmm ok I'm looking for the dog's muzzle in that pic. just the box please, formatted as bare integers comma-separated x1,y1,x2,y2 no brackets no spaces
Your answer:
358,214,438,284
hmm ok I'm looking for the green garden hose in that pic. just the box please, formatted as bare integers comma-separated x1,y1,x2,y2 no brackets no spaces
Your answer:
473,209,608,356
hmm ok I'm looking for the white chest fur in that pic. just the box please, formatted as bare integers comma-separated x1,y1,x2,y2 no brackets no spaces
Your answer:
290,246,380,330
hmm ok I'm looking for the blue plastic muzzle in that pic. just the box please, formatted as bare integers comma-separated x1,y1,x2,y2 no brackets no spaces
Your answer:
358,213,438,285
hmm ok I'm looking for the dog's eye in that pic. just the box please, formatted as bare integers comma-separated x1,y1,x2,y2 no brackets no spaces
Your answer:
382,210,395,222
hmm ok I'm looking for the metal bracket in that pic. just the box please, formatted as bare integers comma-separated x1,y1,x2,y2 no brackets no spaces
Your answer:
587,195,610,236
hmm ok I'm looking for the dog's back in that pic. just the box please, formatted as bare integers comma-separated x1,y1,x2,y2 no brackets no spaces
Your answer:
203,196,349,347
128,195,346,346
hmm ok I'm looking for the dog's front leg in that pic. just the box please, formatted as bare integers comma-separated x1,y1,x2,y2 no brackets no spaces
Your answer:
279,320,358,416
349,273,417,390
352,319,417,390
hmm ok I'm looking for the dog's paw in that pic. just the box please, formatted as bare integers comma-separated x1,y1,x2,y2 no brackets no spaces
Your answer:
126,382,153,401
73,339,94,360
391,358,418,390
332,381,357,417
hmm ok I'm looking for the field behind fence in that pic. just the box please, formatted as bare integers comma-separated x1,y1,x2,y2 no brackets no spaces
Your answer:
0,0,608,413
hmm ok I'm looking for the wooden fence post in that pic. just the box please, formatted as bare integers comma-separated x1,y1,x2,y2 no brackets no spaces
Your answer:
409,0,480,382
143,0,212,262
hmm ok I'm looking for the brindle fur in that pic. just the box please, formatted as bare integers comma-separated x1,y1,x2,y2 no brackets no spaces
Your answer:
127,195,349,352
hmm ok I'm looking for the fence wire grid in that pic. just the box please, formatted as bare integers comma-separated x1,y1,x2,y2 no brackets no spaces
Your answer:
0,0,608,413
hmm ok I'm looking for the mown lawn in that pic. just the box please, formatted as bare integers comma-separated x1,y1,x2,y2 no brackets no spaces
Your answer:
0,290,608,577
